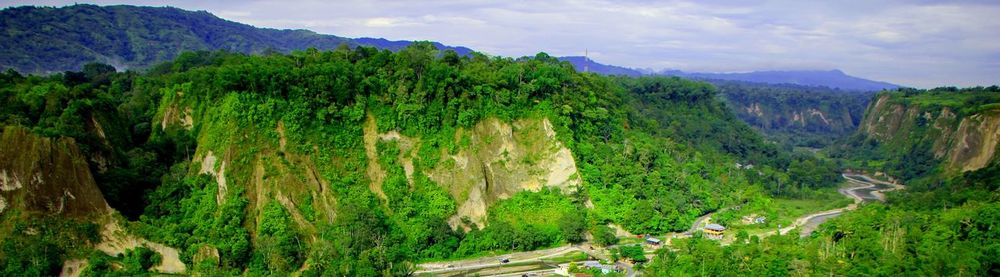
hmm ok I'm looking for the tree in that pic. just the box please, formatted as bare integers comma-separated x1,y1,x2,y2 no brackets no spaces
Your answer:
560,210,587,243
619,245,647,263
592,225,619,246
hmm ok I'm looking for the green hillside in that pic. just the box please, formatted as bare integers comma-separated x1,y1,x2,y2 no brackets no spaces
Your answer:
0,5,471,75
714,80,875,148
833,87,1000,185
0,44,842,275
646,87,1000,276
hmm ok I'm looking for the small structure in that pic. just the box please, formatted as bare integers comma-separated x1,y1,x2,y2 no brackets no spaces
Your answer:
644,236,662,247
581,261,617,274
704,223,726,240
741,214,766,225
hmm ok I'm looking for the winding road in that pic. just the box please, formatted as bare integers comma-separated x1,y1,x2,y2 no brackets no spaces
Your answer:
414,173,902,276
776,173,903,237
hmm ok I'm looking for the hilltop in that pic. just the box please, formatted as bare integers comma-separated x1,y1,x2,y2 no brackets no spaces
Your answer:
0,4,472,74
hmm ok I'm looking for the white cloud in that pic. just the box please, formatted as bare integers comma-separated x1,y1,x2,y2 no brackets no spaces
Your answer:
363,17,405,28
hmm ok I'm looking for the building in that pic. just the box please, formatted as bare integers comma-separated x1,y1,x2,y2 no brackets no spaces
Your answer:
741,214,766,225
644,236,662,246
704,223,726,239
581,261,617,274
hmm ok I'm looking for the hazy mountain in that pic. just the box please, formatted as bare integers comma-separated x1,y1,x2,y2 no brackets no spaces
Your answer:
558,56,642,77
559,57,900,91
661,69,900,91
1,4,898,92
354,37,474,56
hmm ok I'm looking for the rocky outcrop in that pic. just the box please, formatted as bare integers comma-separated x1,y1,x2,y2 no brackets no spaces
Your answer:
426,118,581,229
361,116,581,230
0,126,109,217
95,220,186,274
948,113,1000,171
859,94,1000,172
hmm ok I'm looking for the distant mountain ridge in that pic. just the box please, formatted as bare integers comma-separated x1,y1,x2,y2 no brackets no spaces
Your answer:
559,56,900,91
1,4,899,92
0,4,472,74
663,69,900,91
558,56,641,77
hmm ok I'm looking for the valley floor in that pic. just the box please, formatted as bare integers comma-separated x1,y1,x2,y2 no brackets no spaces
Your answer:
415,173,903,277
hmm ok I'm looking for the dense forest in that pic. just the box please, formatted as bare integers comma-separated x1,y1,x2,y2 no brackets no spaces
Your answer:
645,156,1000,276
0,5,471,74
832,86,1000,184
1,3,996,277
645,87,1000,276
0,43,846,275
713,80,875,148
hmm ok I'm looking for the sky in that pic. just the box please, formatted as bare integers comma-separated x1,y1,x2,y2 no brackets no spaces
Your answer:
4,0,999,88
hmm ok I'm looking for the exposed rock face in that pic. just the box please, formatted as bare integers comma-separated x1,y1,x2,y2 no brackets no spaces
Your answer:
95,220,186,274
199,151,228,205
361,116,581,230
0,126,109,217
245,121,337,233
193,244,221,267
949,113,1000,171
730,101,862,138
161,96,194,131
859,95,1000,172
426,118,581,229
363,115,390,201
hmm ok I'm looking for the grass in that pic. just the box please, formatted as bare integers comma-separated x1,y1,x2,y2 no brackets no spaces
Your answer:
719,185,853,239
541,250,590,264
772,191,851,221
617,237,644,245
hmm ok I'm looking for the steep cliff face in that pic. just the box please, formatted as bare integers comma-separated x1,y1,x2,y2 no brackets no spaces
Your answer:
713,80,873,147
422,117,581,229
0,126,109,217
361,115,580,229
735,103,855,131
162,86,582,234
858,93,1000,173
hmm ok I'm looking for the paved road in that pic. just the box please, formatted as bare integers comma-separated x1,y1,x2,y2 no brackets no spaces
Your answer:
790,173,903,237
415,242,635,277
414,245,577,275
487,268,556,277
415,173,902,276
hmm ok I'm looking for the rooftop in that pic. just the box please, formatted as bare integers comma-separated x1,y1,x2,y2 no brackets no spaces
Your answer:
705,223,726,231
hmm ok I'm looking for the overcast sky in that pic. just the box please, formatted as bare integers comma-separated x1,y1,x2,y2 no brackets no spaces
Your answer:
4,0,999,88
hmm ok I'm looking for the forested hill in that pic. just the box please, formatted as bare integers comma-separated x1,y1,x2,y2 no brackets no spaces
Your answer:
559,58,894,147
0,44,845,275
714,80,875,147
0,4,472,74
833,86,1000,186
646,86,1000,276
557,57,899,91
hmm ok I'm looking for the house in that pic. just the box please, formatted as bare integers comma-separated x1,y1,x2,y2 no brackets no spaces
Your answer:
704,223,726,239
644,236,662,246
556,262,610,277
581,261,617,274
